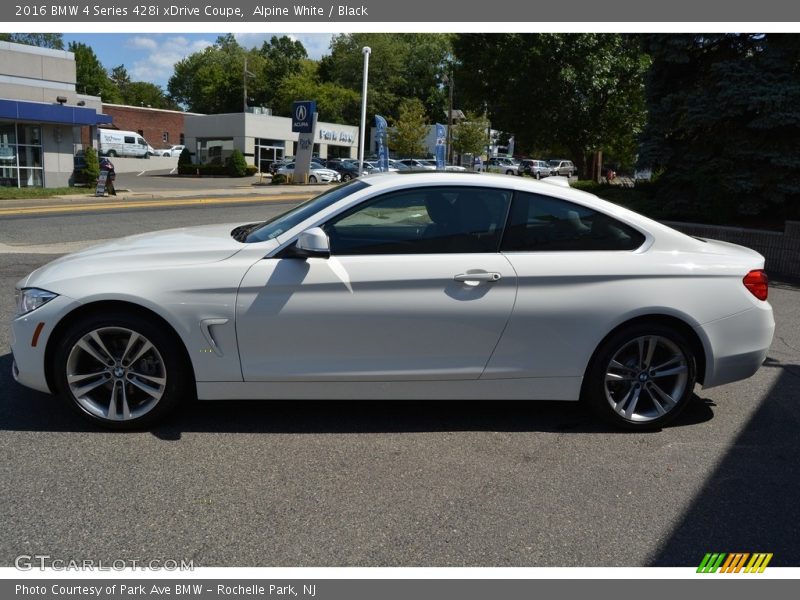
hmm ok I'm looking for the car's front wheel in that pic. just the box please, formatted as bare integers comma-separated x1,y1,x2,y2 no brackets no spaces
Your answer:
342,173,352,182
583,323,697,430
308,175,318,184
53,311,190,429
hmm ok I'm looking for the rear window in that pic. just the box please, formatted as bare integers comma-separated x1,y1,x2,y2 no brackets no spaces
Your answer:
501,192,645,252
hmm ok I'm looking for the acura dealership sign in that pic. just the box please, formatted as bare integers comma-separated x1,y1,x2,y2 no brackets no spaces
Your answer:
292,101,316,133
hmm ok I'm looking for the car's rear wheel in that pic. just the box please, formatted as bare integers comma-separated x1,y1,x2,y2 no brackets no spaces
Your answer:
342,173,352,181
106,150,116,157
535,172,541,179
506,169,514,175
53,312,189,430
583,323,697,430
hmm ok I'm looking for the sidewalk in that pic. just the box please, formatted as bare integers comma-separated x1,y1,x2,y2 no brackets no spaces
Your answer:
0,180,329,211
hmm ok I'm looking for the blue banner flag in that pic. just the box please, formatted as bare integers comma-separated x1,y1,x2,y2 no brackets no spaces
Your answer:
375,115,389,172
435,123,446,170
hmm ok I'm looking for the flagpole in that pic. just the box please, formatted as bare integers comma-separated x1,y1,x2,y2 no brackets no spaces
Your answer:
358,46,371,175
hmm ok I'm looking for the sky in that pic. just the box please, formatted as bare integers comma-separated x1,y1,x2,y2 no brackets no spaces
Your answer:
62,32,336,91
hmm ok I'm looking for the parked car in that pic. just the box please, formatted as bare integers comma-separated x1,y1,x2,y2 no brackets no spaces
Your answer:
486,157,521,175
396,158,436,171
519,159,552,179
161,145,185,157
324,159,375,181
276,162,341,184
11,173,774,431
548,159,577,178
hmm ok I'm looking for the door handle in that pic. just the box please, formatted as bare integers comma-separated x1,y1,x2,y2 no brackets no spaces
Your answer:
454,272,502,284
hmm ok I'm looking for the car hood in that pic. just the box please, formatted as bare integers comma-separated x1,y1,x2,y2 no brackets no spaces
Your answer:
22,223,246,288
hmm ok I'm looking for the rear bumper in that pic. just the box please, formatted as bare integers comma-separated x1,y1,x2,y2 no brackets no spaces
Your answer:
698,302,775,389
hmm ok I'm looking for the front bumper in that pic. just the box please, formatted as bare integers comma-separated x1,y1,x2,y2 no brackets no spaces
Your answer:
10,295,80,394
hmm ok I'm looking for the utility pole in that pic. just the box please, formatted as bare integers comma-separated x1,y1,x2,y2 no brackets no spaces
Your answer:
243,57,255,113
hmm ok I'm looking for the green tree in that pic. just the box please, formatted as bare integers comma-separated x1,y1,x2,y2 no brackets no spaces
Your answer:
109,65,131,94
452,112,490,157
0,33,64,49
453,34,649,176
390,98,429,157
274,61,360,124
259,35,308,108
68,41,121,102
319,33,452,123
638,34,800,221
168,35,268,113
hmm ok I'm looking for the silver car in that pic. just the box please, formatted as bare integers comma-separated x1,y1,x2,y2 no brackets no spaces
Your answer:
276,163,341,184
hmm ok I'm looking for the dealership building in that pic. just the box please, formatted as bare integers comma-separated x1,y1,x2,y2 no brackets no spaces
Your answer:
0,39,362,185
0,40,110,188
184,111,360,172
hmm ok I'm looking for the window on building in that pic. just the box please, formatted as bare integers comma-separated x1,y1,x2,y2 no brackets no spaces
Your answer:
162,132,169,143
0,123,44,188
179,133,185,145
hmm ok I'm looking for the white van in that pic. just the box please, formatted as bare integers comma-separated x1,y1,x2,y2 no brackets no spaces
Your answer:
98,129,155,158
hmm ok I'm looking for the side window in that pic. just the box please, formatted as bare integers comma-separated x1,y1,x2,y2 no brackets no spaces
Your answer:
501,192,645,252
137,137,146,145
124,136,135,144
324,186,512,255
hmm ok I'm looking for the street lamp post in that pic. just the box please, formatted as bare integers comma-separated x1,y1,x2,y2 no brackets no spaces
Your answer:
358,46,371,174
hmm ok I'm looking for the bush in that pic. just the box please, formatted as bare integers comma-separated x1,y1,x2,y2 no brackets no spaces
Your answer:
271,174,287,185
81,147,100,184
178,147,191,167
176,159,258,178
227,149,248,177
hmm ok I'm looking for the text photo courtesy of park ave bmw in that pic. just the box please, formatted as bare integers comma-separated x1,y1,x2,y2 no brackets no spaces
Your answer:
1,0,799,594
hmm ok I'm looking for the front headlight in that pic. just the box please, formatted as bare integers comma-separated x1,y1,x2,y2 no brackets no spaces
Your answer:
15,288,58,316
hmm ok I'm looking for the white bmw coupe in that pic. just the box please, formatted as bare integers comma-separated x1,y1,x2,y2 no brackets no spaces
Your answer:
11,173,775,430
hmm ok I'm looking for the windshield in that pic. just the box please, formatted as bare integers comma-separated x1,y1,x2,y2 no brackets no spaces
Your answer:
242,179,370,243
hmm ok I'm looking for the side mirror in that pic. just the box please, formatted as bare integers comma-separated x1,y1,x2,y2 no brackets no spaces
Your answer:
289,227,330,259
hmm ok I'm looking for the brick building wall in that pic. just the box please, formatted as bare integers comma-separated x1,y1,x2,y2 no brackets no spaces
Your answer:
81,104,201,152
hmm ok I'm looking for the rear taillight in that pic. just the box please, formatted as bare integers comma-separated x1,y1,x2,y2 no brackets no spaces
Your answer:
743,269,769,301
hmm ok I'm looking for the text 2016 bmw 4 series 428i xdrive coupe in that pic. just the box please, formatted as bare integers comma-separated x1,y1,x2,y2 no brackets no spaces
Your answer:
11,173,775,430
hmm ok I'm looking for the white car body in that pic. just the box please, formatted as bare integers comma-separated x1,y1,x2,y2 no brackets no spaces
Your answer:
11,173,774,430
161,145,186,157
276,163,341,183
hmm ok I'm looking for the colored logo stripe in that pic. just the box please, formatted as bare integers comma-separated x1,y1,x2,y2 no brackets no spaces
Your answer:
697,552,773,573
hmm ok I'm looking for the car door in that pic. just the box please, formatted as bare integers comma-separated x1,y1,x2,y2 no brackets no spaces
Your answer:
236,185,517,381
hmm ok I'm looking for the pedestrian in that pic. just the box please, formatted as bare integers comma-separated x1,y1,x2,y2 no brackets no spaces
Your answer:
100,156,117,196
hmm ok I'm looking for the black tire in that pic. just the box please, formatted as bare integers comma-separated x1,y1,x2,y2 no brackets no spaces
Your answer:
535,172,541,179
342,173,352,182
506,169,514,175
144,152,151,159
582,322,697,430
52,311,191,430
308,175,318,184
106,150,116,157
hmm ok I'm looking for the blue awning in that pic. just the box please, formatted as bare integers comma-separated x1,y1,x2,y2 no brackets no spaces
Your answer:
0,99,112,126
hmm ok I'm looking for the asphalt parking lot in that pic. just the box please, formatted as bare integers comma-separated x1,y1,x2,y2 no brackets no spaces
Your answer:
0,201,798,568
